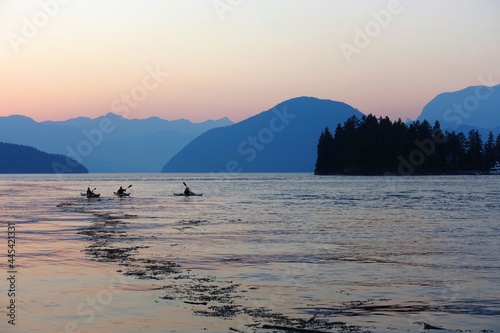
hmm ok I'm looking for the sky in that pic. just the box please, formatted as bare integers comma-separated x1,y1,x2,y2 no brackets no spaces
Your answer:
1,0,499,123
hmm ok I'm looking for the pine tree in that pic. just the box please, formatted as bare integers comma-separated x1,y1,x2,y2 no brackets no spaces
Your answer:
495,134,500,162
466,130,483,171
457,132,469,170
430,121,446,173
484,132,496,169
314,127,334,175
331,124,344,173
444,132,461,171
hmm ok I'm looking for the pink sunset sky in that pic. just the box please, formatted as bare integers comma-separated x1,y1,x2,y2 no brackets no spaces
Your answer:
1,0,499,123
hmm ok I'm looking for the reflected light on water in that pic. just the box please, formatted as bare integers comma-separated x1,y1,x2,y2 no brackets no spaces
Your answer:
0,174,498,332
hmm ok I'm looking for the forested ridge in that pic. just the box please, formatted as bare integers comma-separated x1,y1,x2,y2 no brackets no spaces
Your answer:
0,142,88,174
315,115,500,175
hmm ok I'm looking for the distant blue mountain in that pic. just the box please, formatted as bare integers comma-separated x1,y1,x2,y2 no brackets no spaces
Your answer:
161,97,364,173
0,142,88,173
0,114,232,172
417,84,500,133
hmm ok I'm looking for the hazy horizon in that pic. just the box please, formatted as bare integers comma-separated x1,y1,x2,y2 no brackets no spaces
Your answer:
1,0,499,123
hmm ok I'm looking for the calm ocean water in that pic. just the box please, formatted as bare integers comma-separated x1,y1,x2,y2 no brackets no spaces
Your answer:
0,173,499,333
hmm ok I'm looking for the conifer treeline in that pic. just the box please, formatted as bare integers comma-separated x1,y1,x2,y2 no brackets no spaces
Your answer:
314,115,500,175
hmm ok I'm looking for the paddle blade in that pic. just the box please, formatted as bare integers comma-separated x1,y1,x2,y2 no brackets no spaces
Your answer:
127,184,132,188
183,182,187,187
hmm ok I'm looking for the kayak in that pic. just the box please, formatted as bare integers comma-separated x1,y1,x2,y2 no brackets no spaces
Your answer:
114,192,130,197
81,193,101,198
174,193,203,196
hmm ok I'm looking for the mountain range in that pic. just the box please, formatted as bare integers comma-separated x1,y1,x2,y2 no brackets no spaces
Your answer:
1,84,498,174
0,113,232,172
161,97,363,172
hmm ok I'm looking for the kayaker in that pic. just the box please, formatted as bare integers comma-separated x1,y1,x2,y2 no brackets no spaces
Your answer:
87,187,94,196
184,187,193,196
117,186,126,195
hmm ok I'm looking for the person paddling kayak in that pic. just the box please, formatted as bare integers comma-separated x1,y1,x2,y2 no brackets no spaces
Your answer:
175,182,202,196
85,187,100,198
184,186,193,196
115,184,132,197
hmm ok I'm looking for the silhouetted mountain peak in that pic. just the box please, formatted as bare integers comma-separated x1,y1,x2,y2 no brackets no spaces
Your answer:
103,112,126,121
1,114,37,126
417,84,500,129
278,96,338,105
162,97,363,173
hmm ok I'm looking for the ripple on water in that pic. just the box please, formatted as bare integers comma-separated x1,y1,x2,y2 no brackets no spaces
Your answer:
3,174,499,332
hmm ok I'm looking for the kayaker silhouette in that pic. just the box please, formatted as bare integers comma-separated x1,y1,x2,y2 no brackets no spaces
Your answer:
184,187,192,195
117,186,126,194
87,187,93,195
